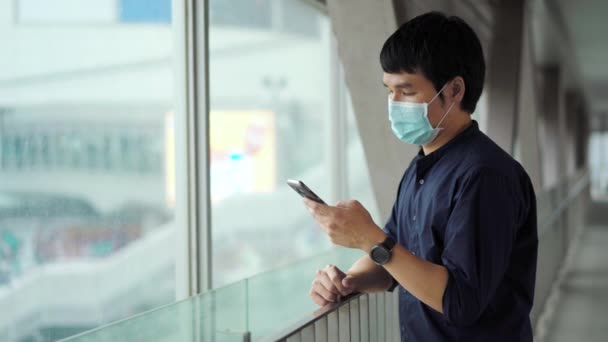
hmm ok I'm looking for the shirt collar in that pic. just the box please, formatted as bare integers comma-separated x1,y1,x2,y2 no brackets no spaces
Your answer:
415,120,480,181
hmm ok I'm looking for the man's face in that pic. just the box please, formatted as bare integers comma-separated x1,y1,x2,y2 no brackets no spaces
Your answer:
382,71,449,128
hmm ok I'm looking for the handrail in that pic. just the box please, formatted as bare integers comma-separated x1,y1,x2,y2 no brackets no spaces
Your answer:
260,289,399,342
538,171,589,237
260,292,364,342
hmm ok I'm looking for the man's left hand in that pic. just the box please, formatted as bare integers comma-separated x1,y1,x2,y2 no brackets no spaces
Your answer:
303,198,386,252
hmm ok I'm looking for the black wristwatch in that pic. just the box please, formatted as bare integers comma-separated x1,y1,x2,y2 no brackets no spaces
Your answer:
370,236,396,266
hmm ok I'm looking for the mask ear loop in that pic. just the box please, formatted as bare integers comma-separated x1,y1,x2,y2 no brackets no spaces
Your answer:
428,82,453,129
434,101,456,129
428,83,449,104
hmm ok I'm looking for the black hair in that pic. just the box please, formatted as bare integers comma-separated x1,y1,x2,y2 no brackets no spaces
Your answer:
380,11,485,113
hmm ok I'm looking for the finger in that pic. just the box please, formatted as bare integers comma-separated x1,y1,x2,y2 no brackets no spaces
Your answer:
335,200,348,207
325,266,350,296
342,275,359,292
335,199,352,208
317,270,340,296
308,211,333,233
303,198,321,210
312,279,337,302
305,199,333,217
310,290,329,307
303,199,327,222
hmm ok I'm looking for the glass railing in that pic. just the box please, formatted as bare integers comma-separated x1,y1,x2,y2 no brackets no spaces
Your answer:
59,247,364,342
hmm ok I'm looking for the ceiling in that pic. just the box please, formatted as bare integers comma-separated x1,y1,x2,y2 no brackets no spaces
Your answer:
555,0,608,116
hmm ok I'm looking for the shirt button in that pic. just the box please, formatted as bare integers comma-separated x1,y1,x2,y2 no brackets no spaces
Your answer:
419,179,424,185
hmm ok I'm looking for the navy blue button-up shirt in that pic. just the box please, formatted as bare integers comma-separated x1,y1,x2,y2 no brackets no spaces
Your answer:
383,121,538,341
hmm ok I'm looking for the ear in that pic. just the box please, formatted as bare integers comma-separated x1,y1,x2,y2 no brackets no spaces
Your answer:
450,76,465,103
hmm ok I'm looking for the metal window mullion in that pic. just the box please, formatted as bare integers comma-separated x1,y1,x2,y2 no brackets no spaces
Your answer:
329,32,347,204
185,0,212,295
173,0,190,301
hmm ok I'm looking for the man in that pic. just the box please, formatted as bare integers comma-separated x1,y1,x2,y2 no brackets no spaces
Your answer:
305,11,538,341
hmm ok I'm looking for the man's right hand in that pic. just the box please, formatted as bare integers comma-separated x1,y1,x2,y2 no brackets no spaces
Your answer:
309,264,360,307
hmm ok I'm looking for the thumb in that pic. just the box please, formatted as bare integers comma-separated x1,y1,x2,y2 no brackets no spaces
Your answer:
342,275,358,291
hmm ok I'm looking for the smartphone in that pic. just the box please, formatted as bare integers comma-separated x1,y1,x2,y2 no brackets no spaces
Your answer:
286,179,326,205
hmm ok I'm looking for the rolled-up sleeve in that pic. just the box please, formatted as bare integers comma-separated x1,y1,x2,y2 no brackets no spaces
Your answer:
382,171,408,293
382,200,400,292
441,167,521,327
383,203,398,241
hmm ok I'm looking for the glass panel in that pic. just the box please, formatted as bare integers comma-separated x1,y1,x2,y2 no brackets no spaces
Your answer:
589,131,608,200
119,0,172,23
17,0,117,24
208,0,334,288
16,0,171,24
58,248,362,342
61,280,248,342
246,247,362,340
0,1,182,341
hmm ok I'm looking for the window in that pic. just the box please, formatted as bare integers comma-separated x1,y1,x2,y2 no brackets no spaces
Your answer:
0,1,181,341
589,131,608,199
120,0,172,24
17,0,172,24
1,0,389,339
208,0,334,288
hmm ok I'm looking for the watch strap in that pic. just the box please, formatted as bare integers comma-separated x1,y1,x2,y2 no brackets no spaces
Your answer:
381,236,396,251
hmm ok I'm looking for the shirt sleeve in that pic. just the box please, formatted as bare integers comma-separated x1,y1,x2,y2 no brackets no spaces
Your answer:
382,202,398,241
383,205,399,292
382,171,408,293
440,167,522,327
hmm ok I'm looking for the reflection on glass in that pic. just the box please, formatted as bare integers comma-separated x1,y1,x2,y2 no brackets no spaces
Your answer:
0,0,178,341
209,0,333,288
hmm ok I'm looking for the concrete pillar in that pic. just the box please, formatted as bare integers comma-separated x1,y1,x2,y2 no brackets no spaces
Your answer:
565,91,588,172
556,75,570,184
515,4,542,191
538,66,564,190
326,0,418,222
484,0,525,154
575,102,589,169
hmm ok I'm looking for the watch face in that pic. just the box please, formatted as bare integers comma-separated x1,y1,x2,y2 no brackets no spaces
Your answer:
371,246,390,265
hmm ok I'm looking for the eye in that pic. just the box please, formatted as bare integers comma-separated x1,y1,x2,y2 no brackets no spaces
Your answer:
402,91,416,96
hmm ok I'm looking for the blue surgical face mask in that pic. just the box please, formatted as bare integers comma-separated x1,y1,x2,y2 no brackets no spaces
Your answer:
387,83,455,145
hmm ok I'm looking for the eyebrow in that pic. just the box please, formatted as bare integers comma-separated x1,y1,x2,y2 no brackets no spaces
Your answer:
382,82,413,89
